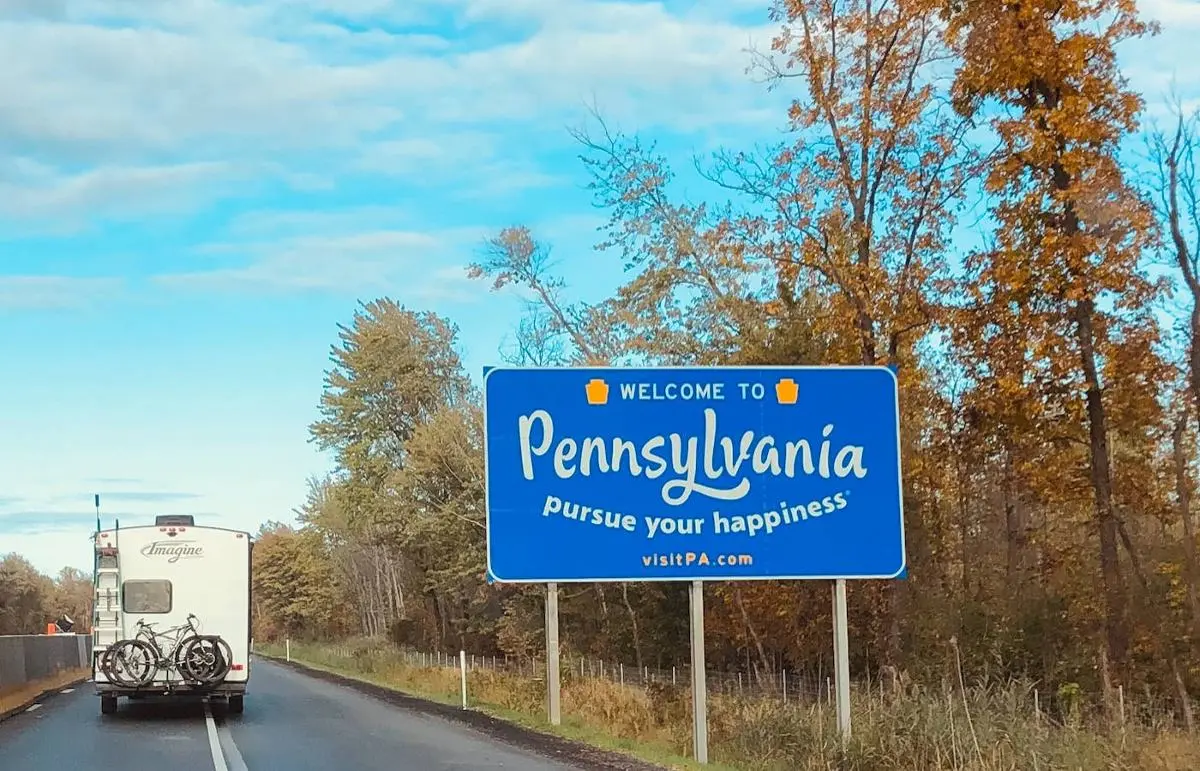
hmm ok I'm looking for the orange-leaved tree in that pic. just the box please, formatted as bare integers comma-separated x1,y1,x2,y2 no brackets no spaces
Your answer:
701,0,980,666
943,0,1166,679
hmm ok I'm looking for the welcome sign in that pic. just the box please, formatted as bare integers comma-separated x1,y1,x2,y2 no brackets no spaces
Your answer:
482,365,906,583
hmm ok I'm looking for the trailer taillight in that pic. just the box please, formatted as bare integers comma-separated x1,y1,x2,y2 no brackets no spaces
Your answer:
231,664,244,671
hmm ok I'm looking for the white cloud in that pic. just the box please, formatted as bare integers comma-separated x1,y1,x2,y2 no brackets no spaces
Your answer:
0,0,790,227
355,132,564,197
154,227,490,296
1139,0,1200,26
226,205,419,239
0,0,67,20
1118,0,1200,121
0,21,400,164
2,0,1192,239
0,162,250,228
0,275,125,309
0,2,778,159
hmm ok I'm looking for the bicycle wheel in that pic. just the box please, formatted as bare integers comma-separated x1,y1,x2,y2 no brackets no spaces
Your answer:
101,639,158,688
184,636,232,684
176,635,232,685
172,634,207,678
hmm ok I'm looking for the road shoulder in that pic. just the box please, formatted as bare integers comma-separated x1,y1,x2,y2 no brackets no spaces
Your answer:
0,669,90,724
256,654,669,771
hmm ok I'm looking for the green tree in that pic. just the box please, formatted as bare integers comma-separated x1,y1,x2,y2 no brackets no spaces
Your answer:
251,522,349,640
0,554,54,635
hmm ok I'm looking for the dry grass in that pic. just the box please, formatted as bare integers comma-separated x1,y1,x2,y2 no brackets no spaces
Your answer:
0,667,89,717
256,641,1200,771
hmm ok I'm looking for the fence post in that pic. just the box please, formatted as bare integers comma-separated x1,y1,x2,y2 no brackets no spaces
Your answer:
460,650,468,709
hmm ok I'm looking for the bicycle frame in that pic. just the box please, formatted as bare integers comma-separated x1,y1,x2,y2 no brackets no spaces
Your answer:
133,615,200,672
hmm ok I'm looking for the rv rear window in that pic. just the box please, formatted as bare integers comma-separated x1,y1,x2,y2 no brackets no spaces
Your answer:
122,579,172,614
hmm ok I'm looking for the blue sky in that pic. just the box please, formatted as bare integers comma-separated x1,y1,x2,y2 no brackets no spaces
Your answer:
1,0,1198,577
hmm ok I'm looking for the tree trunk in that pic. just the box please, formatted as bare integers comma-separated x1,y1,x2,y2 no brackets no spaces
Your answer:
734,588,775,684
620,583,644,669
1173,656,1196,733
1074,298,1129,673
596,585,612,639
389,558,406,618
1190,303,1200,420
1002,441,1029,590
855,319,902,667
1174,412,1200,647
957,453,972,597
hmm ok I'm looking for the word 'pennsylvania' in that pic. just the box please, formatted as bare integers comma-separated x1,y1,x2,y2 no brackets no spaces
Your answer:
517,407,869,505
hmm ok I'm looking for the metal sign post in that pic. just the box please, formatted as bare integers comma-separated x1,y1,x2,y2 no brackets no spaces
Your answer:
689,580,708,763
546,581,561,726
833,578,851,739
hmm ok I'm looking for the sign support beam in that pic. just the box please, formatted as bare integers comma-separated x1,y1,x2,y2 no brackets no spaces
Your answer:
833,578,851,740
546,581,561,726
689,580,708,764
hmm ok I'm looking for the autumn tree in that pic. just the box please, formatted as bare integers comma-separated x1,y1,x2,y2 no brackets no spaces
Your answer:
675,0,977,666
51,566,94,633
0,554,55,635
943,0,1166,679
306,300,475,640
469,186,793,667
311,299,472,471
251,521,350,640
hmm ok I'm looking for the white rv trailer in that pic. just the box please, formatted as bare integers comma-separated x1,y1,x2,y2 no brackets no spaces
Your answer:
92,514,252,715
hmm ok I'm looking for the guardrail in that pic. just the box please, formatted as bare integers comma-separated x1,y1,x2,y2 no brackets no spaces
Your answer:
0,634,92,718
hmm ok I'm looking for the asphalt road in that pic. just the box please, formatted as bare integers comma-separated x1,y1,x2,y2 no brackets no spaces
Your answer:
0,658,582,771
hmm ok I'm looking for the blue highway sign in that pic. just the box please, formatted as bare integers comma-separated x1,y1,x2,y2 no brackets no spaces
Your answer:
483,366,905,582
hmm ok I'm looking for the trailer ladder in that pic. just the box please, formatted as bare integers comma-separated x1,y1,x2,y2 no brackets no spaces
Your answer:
93,540,122,668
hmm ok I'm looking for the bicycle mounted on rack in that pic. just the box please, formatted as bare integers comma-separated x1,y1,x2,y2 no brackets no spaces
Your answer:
99,613,233,690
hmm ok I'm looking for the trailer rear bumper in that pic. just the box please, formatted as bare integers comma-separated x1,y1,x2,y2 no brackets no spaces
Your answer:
94,680,247,697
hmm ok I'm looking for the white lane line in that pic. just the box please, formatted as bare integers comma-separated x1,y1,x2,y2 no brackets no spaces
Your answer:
204,702,229,771
218,721,250,771
25,704,41,713
60,688,74,694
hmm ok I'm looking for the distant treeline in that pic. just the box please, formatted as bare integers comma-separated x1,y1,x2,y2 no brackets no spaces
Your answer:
0,553,93,636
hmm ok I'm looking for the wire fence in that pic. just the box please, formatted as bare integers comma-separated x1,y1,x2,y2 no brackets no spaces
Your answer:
259,638,1192,728
349,646,842,706
288,640,921,713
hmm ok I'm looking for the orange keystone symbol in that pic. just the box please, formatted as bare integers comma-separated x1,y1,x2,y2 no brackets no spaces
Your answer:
585,378,609,405
775,378,799,405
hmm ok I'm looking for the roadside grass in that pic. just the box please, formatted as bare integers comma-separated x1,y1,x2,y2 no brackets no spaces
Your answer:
254,640,1200,770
